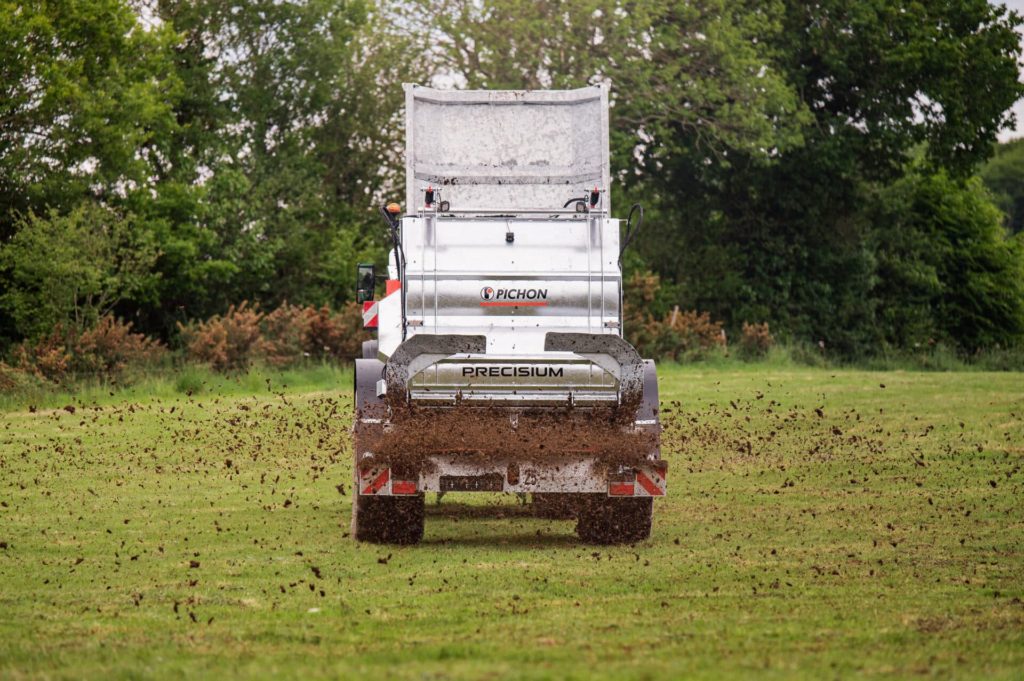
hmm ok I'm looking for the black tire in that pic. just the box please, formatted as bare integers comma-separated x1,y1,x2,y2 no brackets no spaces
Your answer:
531,493,583,519
576,496,653,544
352,493,425,544
351,357,424,543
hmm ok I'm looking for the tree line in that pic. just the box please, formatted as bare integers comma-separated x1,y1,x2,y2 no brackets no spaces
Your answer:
2,0,1023,360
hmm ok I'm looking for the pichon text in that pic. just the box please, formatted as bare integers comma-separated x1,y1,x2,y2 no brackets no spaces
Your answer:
484,288,548,300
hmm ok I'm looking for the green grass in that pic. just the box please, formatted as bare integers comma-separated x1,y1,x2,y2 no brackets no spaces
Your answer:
0,364,1022,679
0,362,351,412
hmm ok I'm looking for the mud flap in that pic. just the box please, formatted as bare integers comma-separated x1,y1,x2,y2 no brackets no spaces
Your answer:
383,334,487,403
354,358,386,417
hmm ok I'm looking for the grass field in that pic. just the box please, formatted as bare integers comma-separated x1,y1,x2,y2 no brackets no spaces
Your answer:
1,364,1022,679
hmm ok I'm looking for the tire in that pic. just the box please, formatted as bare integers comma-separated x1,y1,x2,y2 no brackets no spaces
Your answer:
351,357,424,543
531,493,583,519
576,496,652,544
352,492,425,544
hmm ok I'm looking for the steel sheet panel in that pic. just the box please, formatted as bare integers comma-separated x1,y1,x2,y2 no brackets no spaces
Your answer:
404,85,611,213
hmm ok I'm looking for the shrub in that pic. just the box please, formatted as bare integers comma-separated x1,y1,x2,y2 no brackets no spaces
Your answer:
737,321,774,360
13,316,164,383
260,303,368,366
73,316,165,378
658,307,727,360
789,341,829,367
305,303,368,361
0,204,159,340
15,327,72,383
179,301,264,372
970,345,1024,371
623,271,659,357
0,362,48,394
259,302,315,367
174,366,208,395
623,271,725,361
179,301,369,372
0,364,15,393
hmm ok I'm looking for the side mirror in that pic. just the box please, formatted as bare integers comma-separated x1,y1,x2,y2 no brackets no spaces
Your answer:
356,263,376,303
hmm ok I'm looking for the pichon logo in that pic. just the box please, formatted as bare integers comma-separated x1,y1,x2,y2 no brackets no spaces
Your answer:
480,287,548,301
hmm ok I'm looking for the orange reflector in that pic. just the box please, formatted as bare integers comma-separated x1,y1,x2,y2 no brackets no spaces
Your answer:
386,202,401,214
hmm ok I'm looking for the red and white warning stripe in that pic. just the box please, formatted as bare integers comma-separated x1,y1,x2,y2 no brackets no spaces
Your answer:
635,468,667,496
360,467,389,495
358,466,418,495
362,280,402,329
362,301,378,329
608,464,667,497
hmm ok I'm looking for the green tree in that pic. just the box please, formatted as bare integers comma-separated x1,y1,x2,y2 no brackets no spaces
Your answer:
130,0,423,334
980,138,1024,234
872,170,1024,351
0,0,181,237
776,0,1023,179
3,0,1021,357
405,0,807,174
639,0,1024,352
0,204,160,339
414,0,1024,356
0,0,181,348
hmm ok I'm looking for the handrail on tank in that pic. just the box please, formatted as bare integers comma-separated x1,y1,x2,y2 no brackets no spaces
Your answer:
412,208,609,217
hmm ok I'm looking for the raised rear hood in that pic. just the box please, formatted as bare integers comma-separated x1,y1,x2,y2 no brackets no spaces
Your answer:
404,85,611,214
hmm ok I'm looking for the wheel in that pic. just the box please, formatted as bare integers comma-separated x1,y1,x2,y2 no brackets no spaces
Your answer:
351,357,424,543
352,492,425,544
576,496,652,544
531,493,583,519
350,415,424,545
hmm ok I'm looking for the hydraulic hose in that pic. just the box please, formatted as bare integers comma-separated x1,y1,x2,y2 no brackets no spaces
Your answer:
618,203,644,267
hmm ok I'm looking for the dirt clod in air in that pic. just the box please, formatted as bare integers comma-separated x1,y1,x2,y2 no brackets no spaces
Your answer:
354,403,660,470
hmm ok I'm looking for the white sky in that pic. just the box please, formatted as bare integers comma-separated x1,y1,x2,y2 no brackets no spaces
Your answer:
997,0,1024,141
